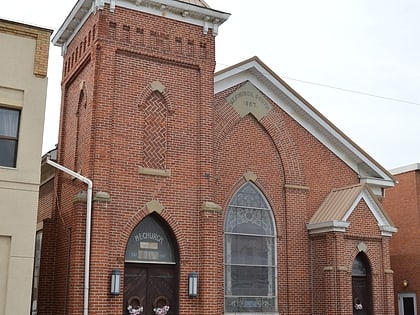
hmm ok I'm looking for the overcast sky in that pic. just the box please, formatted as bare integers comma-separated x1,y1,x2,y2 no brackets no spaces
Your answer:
3,0,420,170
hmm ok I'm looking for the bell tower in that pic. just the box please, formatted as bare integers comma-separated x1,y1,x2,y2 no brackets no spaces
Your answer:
44,1,229,314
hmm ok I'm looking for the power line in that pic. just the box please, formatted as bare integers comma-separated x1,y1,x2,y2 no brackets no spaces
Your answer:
282,76,420,107
216,62,420,107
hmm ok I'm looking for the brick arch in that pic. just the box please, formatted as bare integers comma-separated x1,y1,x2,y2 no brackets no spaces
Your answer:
221,174,286,240
260,110,306,186
115,207,188,261
116,208,149,253
136,80,175,113
347,246,379,276
223,174,276,213
214,97,306,186
351,250,372,271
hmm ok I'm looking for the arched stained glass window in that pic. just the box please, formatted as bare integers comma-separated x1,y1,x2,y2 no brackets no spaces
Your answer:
125,215,175,264
224,183,277,313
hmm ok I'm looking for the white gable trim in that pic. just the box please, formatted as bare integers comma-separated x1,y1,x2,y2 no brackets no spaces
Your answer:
214,59,394,190
341,189,396,236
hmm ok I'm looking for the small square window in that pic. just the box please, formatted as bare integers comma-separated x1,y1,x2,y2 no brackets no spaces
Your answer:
0,107,20,167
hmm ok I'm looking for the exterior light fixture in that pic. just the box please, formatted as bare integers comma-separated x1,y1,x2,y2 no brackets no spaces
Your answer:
403,279,409,287
188,272,198,297
111,269,121,295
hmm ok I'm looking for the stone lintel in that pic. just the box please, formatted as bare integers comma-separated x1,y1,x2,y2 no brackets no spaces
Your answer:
94,191,111,202
201,201,222,213
139,167,171,177
284,184,309,190
73,190,87,203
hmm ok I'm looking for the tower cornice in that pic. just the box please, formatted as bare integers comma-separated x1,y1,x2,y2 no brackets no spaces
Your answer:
52,0,230,54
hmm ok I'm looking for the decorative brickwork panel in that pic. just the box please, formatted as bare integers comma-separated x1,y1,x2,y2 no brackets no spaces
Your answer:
75,85,87,173
142,91,167,170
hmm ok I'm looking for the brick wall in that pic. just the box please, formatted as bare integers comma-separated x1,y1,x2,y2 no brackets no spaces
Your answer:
40,4,217,315
384,169,420,313
38,3,395,315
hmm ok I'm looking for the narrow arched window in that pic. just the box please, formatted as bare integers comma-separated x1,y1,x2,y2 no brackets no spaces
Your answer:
224,182,277,313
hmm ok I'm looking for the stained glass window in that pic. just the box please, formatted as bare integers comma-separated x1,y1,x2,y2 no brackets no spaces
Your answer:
224,183,277,313
125,215,175,264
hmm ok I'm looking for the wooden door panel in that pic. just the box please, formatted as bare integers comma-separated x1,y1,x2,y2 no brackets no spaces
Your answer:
352,277,371,315
124,264,177,315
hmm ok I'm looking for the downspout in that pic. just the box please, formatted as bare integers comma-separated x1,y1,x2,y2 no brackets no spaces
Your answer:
47,157,92,315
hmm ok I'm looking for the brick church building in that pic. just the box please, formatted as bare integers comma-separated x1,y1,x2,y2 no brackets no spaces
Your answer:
37,0,398,314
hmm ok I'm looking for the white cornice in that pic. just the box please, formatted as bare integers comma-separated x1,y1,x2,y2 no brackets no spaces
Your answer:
306,221,350,235
390,163,420,175
52,0,230,53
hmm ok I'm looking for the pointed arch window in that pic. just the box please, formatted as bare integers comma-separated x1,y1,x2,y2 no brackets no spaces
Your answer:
224,183,277,313
125,215,175,264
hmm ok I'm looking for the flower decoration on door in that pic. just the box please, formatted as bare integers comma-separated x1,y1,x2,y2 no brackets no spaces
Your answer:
127,305,144,315
354,297,363,311
153,305,170,315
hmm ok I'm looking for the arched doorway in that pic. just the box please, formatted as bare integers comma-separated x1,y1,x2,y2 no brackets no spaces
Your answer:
352,252,372,315
124,214,178,315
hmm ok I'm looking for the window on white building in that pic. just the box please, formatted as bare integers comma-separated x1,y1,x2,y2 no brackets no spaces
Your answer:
0,107,20,167
224,182,277,313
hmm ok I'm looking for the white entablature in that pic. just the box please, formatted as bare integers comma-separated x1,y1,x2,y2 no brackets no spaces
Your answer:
52,0,230,54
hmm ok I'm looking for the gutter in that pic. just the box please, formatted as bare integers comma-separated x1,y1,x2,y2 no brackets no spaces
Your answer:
46,157,93,315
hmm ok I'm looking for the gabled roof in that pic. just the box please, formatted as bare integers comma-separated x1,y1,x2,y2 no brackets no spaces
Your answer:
306,184,396,236
52,0,230,52
214,57,395,192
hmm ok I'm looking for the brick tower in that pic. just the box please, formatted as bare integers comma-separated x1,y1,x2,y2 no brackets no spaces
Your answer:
42,1,229,314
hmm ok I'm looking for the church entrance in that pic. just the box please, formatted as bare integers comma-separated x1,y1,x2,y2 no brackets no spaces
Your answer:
124,215,178,315
352,253,372,315
124,263,177,315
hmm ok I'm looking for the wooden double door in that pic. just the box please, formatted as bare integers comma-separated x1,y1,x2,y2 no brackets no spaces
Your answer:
352,276,372,315
124,263,178,315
